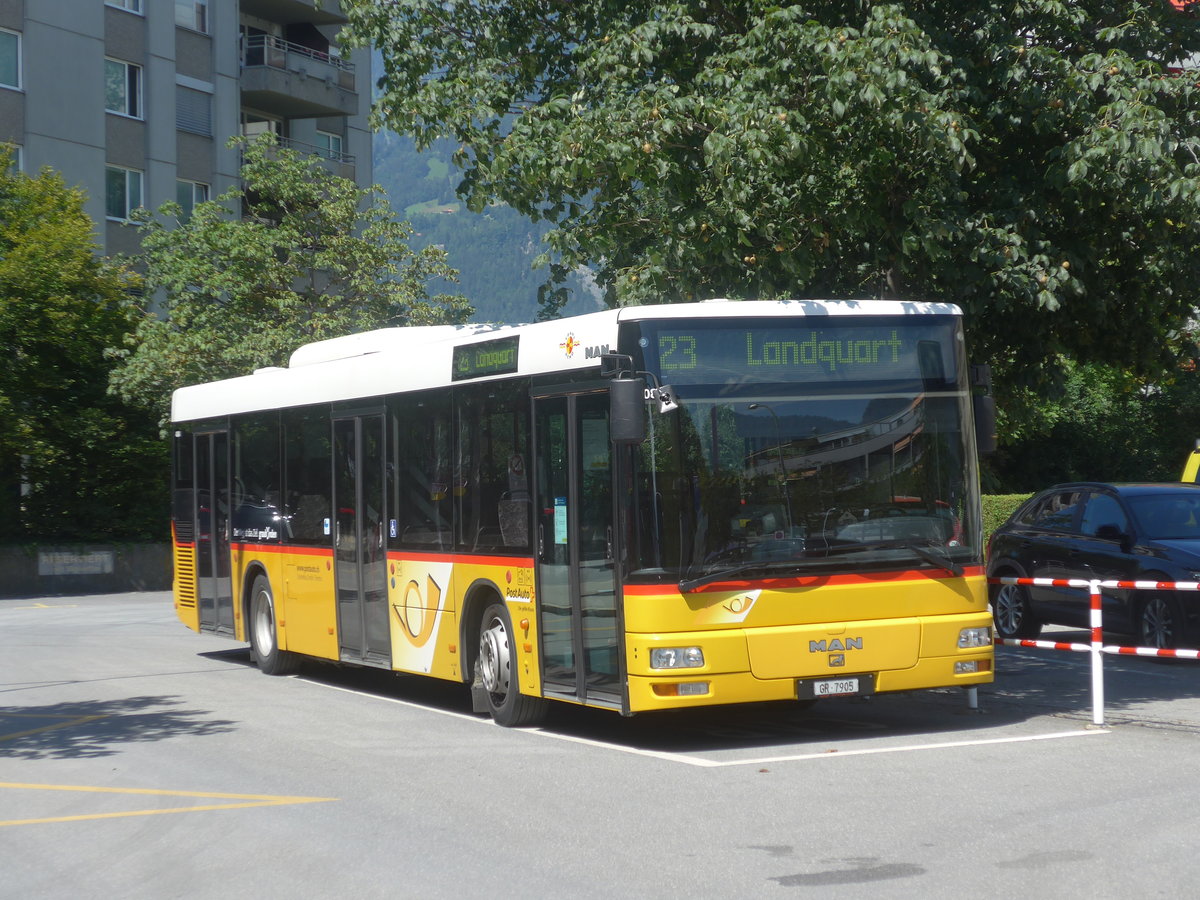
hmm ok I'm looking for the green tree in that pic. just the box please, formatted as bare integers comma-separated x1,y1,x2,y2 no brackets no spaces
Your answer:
110,136,472,423
0,147,164,541
345,0,1200,380
987,349,1200,491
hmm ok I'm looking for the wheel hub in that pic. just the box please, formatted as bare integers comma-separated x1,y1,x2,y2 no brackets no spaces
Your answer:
1143,598,1173,648
996,585,1022,632
479,618,510,695
254,591,275,654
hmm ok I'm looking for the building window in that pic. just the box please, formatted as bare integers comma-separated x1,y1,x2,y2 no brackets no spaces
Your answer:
176,86,212,135
315,130,343,161
3,143,20,173
0,28,19,90
107,0,143,13
105,59,142,118
175,180,209,220
175,1,208,33
105,165,143,221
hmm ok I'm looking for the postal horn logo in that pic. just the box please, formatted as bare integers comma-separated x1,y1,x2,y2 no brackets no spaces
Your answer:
560,333,580,357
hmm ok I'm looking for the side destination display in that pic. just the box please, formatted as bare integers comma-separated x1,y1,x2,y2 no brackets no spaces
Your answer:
452,335,520,381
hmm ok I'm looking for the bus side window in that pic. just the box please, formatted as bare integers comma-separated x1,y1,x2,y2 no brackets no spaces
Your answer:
283,406,332,545
391,391,453,549
453,381,531,553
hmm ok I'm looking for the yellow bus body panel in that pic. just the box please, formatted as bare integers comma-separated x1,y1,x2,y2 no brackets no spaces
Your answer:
382,555,539,692
175,542,987,714
624,571,992,713
279,550,338,659
173,546,539,693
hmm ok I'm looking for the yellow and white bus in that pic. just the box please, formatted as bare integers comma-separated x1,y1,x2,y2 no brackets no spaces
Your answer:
170,299,995,726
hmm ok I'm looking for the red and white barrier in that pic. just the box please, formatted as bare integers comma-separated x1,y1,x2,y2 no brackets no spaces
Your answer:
987,576,1200,725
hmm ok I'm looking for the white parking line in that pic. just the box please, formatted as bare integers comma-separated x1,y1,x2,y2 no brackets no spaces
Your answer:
302,676,1110,767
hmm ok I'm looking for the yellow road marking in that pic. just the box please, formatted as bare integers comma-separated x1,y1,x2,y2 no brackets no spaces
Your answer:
0,783,336,827
7,603,78,609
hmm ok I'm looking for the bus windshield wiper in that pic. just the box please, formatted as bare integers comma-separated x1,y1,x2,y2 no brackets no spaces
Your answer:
808,539,964,577
679,560,806,593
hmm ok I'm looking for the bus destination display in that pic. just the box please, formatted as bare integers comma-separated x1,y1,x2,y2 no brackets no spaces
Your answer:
452,335,520,381
647,322,955,384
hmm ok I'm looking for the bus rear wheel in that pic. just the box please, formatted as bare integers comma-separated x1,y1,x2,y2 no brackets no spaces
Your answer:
250,575,300,676
477,602,547,727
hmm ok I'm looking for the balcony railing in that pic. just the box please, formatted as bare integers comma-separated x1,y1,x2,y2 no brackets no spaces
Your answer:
242,34,356,90
277,135,355,166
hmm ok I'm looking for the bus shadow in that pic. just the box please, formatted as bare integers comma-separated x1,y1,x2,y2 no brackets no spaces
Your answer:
199,647,256,667
272,657,1034,755
210,638,1200,756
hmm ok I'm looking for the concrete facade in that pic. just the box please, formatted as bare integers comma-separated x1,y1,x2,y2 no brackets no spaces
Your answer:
0,0,372,254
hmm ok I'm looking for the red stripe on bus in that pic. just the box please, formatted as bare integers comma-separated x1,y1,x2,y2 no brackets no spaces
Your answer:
231,543,333,557
386,551,535,567
223,543,530,567
624,565,985,595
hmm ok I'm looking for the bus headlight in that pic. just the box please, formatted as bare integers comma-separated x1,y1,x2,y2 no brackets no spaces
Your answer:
650,646,705,669
958,627,992,649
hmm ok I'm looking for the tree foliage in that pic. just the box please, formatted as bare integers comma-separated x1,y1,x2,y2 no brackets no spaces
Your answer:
345,0,1200,380
110,136,472,422
0,148,164,541
987,353,1200,490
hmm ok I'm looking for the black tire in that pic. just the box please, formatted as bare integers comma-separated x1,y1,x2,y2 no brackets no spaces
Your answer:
249,574,300,675
991,580,1042,639
1139,594,1185,650
476,601,547,727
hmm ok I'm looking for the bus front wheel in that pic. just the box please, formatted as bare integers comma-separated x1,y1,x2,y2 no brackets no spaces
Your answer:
477,602,547,727
250,575,300,676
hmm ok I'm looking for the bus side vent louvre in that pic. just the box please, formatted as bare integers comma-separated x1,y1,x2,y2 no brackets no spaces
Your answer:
174,543,197,609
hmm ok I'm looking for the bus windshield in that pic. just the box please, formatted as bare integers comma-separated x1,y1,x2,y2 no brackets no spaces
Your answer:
622,315,980,581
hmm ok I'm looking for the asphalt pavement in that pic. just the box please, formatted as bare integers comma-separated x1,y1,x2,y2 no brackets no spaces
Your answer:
3,593,1200,899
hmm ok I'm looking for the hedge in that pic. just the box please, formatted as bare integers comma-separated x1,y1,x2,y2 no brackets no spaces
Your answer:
981,493,1034,547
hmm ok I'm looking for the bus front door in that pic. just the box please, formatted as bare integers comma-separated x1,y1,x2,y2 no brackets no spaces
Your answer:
333,413,390,667
194,430,234,635
534,391,622,709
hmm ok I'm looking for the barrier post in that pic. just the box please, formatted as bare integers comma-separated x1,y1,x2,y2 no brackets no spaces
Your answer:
1088,579,1105,726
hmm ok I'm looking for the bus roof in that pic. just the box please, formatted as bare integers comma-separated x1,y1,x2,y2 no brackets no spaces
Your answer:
170,298,962,423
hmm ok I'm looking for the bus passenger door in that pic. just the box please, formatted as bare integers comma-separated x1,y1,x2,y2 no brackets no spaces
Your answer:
194,430,234,635
333,413,390,667
534,390,622,708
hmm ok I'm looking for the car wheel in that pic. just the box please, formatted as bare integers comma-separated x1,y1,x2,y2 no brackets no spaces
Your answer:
991,581,1041,639
1139,594,1184,650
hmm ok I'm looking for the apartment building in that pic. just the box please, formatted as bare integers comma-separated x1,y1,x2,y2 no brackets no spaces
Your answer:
0,0,372,256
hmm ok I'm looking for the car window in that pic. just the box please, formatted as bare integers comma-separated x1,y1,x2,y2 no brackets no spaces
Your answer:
1080,493,1128,538
1127,495,1200,541
1029,490,1084,533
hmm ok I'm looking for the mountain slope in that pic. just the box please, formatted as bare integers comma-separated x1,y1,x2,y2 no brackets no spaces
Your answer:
373,131,600,324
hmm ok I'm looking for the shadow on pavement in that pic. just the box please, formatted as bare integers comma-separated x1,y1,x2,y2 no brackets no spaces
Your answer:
0,695,238,761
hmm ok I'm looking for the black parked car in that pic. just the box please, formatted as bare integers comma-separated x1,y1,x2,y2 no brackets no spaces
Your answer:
987,483,1200,649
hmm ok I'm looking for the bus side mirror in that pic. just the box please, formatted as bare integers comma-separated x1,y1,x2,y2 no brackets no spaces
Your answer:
970,364,996,455
973,394,996,455
610,378,647,445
